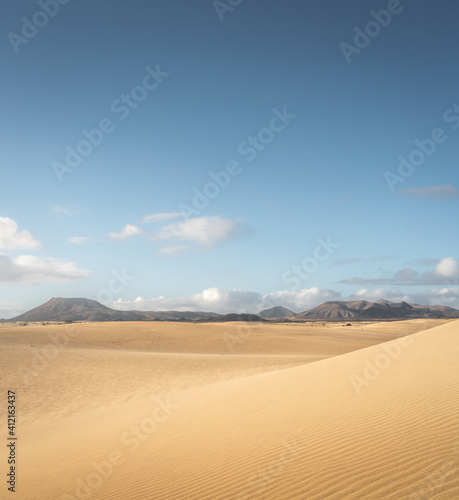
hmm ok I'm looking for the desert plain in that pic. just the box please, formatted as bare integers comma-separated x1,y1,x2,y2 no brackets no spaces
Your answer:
0,318,458,499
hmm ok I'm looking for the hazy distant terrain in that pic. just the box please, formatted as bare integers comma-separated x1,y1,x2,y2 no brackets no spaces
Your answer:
292,299,459,320
4,297,459,323
5,297,220,323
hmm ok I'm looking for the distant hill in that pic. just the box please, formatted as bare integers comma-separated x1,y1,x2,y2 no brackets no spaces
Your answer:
292,300,459,321
4,297,459,324
257,306,295,319
409,303,459,318
6,298,219,323
200,313,266,323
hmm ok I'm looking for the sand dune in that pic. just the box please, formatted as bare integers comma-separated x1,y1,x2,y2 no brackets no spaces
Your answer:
1,319,458,499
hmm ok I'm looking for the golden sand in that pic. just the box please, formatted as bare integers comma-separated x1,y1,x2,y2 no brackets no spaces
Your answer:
0,319,457,499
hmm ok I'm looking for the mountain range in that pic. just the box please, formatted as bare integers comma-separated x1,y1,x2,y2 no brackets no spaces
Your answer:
4,297,219,323
292,299,459,320
3,297,459,323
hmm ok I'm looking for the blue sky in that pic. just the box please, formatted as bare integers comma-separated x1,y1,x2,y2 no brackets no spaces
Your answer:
1,0,459,317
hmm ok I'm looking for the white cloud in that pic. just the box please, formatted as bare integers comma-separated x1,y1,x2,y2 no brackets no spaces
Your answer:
435,257,459,278
353,287,459,310
262,287,341,311
100,215,245,253
110,284,459,315
341,257,459,286
50,204,80,217
111,287,341,314
349,288,411,303
411,287,459,308
152,216,245,249
107,224,144,240
0,254,92,284
398,184,459,199
0,218,90,286
68,236,90,245
195,288,263,313
157,245,192,256
112,288,262,314
142,212,183,224
0,217,41,250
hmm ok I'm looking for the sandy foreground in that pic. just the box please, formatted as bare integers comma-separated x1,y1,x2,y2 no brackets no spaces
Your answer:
0,319,458,499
